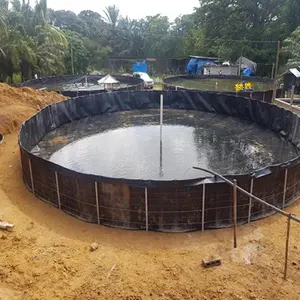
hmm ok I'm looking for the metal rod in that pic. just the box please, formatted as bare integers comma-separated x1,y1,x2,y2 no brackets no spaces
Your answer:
233,179,238,248
284,213,292,280
95,182,100,225
291,85,295,106
192,166,300,224
55,171,61,210
160,94,163,143
28,158,35,195
145,188,149,231
202,184,205,231
159,141,163,178
283,169,288,210
248,178,254,223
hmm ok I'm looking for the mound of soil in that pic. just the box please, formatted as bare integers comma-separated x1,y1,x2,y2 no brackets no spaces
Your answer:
0,83,67,135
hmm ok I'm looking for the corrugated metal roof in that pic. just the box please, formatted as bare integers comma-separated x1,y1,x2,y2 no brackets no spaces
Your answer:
189,55,218,60
289,68,300,78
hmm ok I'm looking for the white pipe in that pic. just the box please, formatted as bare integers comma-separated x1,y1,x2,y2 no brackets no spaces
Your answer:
160,94,163,143
85,76,88,88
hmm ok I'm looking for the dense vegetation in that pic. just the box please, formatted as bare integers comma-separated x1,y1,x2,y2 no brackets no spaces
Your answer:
1,0,300,82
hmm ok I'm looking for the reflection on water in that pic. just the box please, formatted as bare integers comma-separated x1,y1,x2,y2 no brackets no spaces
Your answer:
169,78,273,92
33,110,299,180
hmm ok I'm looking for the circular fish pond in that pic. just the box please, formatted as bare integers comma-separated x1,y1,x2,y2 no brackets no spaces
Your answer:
19,90,300,232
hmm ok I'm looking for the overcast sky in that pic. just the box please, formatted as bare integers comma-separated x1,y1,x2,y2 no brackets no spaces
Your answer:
46,0,200,21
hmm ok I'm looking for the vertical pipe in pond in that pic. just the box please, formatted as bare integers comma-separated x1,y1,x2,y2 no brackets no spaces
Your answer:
159,94,163,177
160,94,163,143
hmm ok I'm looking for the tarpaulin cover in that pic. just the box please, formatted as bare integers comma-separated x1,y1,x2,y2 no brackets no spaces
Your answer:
243,67,253,76
133,60,148,73
18,90,300,231
186,58,197,74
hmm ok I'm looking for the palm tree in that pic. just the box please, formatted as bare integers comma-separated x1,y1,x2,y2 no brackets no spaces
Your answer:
103,5,120,29
0,0,68,81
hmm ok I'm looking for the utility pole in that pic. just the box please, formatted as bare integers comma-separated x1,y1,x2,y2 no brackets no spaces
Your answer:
272,41,281,103
70,42,75,75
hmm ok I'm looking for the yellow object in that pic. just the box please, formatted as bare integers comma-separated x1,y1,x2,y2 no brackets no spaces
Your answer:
235,83,244,92
245,82,252,89
235,82,252,92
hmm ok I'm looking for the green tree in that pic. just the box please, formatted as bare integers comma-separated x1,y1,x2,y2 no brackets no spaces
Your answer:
63,30,89,74
282,27,300,68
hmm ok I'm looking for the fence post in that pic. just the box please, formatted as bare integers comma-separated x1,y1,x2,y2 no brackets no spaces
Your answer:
145,187,149,231
284,213,292,280
263,93,266,102
202,184,205,231
248,178,254,223
55,171,61,210
95,182,100,225
233,179,238,248
28,158,35,195
283,169,288,210
290,85,295,106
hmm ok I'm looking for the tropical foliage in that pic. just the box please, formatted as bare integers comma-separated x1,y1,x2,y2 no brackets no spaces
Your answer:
0,0,300,82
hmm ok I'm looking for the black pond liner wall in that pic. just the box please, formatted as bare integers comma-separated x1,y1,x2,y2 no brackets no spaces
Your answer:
19,90,300,232
163,75,284,104
22,75,145,97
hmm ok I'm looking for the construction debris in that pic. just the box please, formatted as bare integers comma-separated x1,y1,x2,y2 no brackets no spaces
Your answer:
202,255,222,268
0,221,14,231
90,242,99,251
107,264,116,278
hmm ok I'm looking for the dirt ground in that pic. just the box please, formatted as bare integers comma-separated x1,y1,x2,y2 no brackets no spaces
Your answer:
1,85,300,299
0,83,66,134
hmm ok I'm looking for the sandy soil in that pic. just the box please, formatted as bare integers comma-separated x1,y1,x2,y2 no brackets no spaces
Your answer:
1,85,300,299
0,83,66,134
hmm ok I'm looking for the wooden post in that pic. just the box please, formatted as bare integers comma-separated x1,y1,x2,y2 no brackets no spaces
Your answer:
202,184,205,231
28,158,35,195
95,182,100,225
283,169,288,210
248,178,254,223
233,179,238,248
271,63,275,79
145,188,149,231
291,85,295,106
55,171,61,210
284,213,292,280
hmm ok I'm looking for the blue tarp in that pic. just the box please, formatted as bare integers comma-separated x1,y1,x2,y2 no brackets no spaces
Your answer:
196,60,215,75
186,58,198,74
186,58,217,75
133,61,147,73
243,67,254,76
